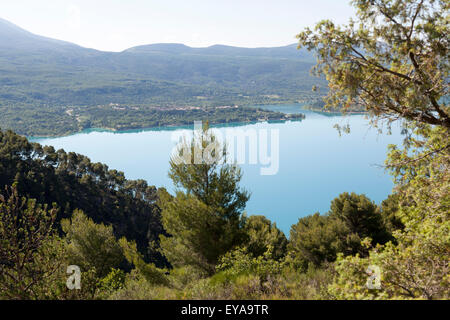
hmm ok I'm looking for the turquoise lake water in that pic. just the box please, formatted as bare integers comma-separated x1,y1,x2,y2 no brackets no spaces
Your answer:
30,105,404,235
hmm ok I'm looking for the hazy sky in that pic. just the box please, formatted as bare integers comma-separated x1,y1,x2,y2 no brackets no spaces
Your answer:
1,0,356,52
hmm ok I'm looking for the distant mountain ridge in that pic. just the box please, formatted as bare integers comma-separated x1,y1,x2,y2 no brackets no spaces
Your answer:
124,43,315,61
0,17,312,61
0,17,324,108
0,17,100,55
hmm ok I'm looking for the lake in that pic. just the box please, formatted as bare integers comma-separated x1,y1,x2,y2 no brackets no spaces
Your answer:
30,104,403,235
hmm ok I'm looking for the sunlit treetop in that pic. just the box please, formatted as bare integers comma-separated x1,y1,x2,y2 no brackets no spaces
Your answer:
297,0,449,129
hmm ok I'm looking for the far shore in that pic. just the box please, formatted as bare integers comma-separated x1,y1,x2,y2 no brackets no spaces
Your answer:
27,115,304,140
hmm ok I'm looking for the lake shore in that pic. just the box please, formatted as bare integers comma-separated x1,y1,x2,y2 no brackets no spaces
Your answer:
26,107,305,139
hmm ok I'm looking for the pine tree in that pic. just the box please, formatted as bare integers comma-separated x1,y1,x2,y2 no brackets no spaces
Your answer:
159,124,249,274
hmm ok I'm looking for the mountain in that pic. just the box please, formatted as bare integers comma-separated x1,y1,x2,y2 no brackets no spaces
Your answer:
124,43,315,62
0,17,324,109
0,17,103,60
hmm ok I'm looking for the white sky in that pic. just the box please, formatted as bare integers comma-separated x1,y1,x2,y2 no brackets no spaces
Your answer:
1,0,356,52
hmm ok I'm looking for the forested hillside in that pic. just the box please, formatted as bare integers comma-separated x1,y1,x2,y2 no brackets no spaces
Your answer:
0,129,167,266
2,104,304,137
0,17,324,107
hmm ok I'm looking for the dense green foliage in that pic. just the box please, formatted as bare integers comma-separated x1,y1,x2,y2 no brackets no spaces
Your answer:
244,215,288,260
0,129,166,266
297,0,449,128
328,192,392,247
288,193,392,270
0,185,59,299
330,126,449,300
289,213,350,269
159,126,249,274
61,210,125,278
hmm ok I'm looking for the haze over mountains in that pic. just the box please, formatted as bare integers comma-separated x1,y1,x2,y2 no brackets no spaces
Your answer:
0,17,324,107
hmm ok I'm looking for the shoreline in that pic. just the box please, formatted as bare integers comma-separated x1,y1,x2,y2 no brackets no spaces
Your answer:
301,106,367,115
27,103,369,140
28,115,305,140
25,103,308,140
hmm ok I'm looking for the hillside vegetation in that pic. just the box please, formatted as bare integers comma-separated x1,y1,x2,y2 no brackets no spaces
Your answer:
0,17,323,136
